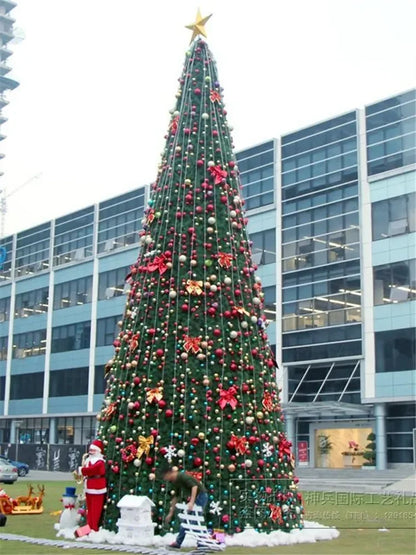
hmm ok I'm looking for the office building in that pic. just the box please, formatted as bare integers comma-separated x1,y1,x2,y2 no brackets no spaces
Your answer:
0,89,414,470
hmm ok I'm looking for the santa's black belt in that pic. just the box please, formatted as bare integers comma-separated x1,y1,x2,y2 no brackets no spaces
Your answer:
88,475,105,479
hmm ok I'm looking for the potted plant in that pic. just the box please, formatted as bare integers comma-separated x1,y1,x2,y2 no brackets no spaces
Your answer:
362,432,376,469
342,440,364,468
317,434,332,468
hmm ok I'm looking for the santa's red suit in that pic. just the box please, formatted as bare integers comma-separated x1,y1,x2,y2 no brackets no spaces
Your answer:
80,439,107,532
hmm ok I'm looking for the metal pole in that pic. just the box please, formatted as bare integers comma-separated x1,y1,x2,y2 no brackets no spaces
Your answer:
375,403,387,470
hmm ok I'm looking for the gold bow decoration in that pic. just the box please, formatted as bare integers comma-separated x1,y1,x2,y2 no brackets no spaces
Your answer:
146,387,163,404
186,279,203,295
137,435,154,459
104,402,117,419
235,306,250,317
129,333,140,352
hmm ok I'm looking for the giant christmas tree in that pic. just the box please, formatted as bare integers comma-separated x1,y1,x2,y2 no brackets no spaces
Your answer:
97,11,304,536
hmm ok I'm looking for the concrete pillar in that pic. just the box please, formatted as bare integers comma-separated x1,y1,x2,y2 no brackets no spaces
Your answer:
49,417,57,444
286,414,296,449
10,420,17,445
375,403,387,470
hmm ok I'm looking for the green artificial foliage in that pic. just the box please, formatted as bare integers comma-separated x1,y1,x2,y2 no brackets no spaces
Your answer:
363,432,376,466
317,434,333,455
97,38,304,536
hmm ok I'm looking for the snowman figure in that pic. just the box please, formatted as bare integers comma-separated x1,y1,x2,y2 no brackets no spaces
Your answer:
56,486,81,530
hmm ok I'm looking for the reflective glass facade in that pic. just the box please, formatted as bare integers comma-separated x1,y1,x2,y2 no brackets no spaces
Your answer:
15,223,50,278
281,112,361,366
236,141,275,211
366,90,416,176
54,206,94,267
98,188,145,253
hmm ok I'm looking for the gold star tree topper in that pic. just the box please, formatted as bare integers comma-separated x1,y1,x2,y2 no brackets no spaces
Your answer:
185,9,212,43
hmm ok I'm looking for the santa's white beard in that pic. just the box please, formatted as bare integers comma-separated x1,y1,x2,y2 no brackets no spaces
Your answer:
87,453,104,464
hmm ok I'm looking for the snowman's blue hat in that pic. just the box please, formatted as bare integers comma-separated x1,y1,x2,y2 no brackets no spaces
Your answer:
62,486,77,497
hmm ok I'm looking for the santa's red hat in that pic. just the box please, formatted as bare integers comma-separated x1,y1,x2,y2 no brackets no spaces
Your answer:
90,439,104,453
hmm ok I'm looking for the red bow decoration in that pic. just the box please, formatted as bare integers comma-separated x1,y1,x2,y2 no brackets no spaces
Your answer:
228,433,248,455
63,503,76,509
210,90,221,103
277,433,293,458
183,335,202,354
218,386,238,410
146,209,155,224
145,253,170,275
262,391,275,412
170,115,179,134
208,164,228,184
269,504,283,523
218,252,233,268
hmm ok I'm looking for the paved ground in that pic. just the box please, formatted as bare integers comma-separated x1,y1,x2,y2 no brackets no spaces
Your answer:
18,467,415,495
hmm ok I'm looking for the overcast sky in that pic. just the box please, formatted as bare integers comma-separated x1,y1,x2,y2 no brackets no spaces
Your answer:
2,0,415,237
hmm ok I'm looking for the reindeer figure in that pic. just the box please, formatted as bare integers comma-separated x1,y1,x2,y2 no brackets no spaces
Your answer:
15,484,34,506
29,485,46,510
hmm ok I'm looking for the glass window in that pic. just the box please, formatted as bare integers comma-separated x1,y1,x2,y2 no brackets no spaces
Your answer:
10,372,44,399
15,287,49,318
94,365,106,394
98,266,131,300
0,297,10,322
0,236,13,281
282,113,357,158
54,207,94,267
374,260,416,305
249,229,276,265
236,145,275,211
375,328,416,372
15,223,51,278
96,316,120,346
366,95,416,176
0,335,7,360
54,276,92,309
51,322,91,353
13,330,47,358
372,192,416,240
262,286,276,321
49,368,89,397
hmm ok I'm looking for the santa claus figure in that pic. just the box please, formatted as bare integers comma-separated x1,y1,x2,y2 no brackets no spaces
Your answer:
80,439,107,532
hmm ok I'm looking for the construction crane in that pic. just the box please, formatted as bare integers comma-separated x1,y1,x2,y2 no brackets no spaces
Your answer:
0,173,42,238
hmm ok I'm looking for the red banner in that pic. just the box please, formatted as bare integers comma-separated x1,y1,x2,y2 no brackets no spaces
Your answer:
297,441,309,466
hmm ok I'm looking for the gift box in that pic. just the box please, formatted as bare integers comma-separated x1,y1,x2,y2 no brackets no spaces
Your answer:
74,524,91,537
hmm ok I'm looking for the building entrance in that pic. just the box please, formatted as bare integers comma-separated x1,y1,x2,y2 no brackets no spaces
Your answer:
315,426,373,468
